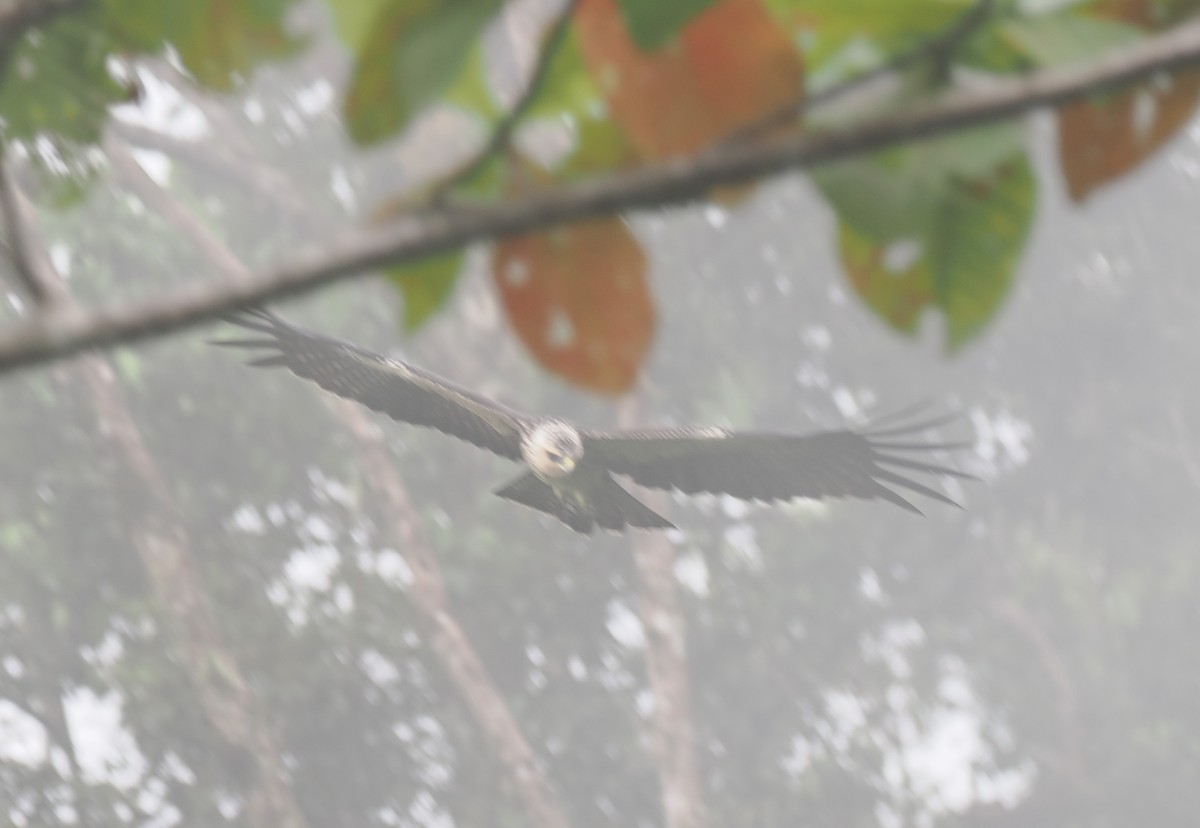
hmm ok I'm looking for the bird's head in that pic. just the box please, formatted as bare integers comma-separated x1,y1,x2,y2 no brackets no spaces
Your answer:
526,422,583,479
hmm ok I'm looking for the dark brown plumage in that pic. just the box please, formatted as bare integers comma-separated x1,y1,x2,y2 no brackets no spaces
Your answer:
213,309,974,533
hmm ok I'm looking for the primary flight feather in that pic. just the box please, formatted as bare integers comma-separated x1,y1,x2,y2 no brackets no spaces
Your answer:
213,309,974,533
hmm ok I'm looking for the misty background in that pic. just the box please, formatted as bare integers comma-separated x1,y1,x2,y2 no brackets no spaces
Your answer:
3,2,1200,826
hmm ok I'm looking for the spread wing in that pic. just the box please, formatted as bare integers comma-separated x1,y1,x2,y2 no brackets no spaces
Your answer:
582,413,974,514
212,309,528,460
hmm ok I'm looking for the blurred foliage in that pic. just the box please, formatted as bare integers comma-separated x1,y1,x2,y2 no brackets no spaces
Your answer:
0,5,129,146
340,0,505,145
105,0,304,90
819,127,1035,349
522,30,637,178
0,0,302,144
2,0,1198,390
388,252,465,332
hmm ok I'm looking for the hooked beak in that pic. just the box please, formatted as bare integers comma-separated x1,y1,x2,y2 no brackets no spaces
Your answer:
561,456,576,472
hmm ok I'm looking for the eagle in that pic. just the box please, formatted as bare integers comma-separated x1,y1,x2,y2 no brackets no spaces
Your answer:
213,309,973,533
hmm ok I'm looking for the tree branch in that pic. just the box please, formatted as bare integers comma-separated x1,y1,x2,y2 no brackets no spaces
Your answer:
428,0,580,206
4,18,1200,373
105,143,572,828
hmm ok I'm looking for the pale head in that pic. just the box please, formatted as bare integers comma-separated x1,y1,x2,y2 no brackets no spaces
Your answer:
523,421,583,480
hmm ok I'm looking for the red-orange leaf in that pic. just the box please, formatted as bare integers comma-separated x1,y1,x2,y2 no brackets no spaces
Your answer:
1059,0,1200,201
1059,71,1200,201
493,219,654,395
574,0,802,160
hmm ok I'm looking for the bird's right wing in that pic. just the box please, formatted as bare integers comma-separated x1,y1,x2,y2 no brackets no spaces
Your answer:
212,309,528,460
583,413,975,514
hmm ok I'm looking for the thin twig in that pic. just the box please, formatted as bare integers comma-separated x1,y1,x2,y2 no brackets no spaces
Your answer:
4,17,1200,373
428,0,580,207
721,0,995,147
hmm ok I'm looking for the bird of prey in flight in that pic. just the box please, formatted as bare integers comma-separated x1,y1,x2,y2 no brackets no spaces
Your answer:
213,309,973,534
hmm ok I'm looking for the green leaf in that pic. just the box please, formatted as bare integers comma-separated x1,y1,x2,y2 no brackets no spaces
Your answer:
342,0,438,144
929,155,1035,350
328,0,394,50
442,44,499,120
614,0,718,49
999,13,1143,67
0,6,128,145
368,45,501,209
767,0,969,78
815,153,943,239
387,252,464,331
931,122,1027,178
825,128,1035,349
104,0,303,91
565,114,636,175
526,30,598,121
957,25,1031,74
767,0,967,28
343,0,503,145
458,153,507,199
814,124,1023,240
524,30,635,176
0,0,300,205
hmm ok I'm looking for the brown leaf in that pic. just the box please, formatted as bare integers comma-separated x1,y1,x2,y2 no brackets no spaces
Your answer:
573,0,803,160
493,219,654,394
1060,0,1200,201
1059,71,1200,201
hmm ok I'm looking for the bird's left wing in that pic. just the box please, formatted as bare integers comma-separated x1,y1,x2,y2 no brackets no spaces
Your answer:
582,415,974,513
213,309,528,460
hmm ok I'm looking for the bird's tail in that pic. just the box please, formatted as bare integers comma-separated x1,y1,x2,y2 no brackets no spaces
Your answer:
494,472,675,534
207,307,300,368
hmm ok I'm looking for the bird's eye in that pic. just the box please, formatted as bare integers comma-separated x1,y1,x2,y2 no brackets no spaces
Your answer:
548,451,562,462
